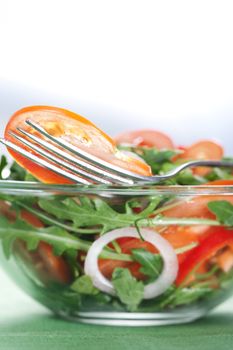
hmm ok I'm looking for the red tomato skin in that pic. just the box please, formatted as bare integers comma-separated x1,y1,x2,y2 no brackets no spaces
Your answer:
178,140,224,176
5,106,151,183
37,241,72,284
181,140,224,160
114,129,174,149
22,210,72,284
5,106,114,184
163,180,233,219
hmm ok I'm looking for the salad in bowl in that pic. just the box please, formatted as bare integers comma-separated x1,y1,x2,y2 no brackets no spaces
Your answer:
0,106,233,326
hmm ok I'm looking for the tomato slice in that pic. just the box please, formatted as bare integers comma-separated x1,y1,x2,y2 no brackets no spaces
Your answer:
179,140,224,176
161,226,197,248
163,197,231,220
216,248,233,272
36,241,72,284
5,106,151,183
0,200,43,227
21,210,72,284
156,180,233,268
114,129,174,149
181,140,223,159
206,180,233,186
176,227,233,285
162,180,233,220
21,210,44,228
161,226,199,263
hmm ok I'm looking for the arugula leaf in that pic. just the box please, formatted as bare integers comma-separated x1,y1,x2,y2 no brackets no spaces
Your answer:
38,196,161,234
165,287,213,307
71,275,99,295
160,163,206,185
139,149,178,174
0,215,89,259
8,161,27,181
132,248,163,281
175,169,206,185
0,156,38,181
118,146,180,174
112,268,144,311
11,200,100,235
206,167,233,181
0,213,137,262
24,172,38,181
0,155,8,179
208,200,233,226
153,285,214,309
118,145,209,185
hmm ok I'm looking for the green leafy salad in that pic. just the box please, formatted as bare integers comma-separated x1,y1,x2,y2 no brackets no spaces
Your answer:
0,148,233,313
0,106,233,315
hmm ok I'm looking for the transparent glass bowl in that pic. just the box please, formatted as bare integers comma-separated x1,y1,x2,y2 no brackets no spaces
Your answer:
0,181,233,326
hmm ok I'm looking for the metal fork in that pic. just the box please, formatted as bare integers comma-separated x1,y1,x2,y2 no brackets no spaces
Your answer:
1,119,233,185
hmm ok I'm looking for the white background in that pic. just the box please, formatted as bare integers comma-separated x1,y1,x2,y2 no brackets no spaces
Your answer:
0,0,233,153
0,0,233,312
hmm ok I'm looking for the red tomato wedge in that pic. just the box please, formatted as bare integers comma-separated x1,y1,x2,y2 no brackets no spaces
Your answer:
161,226,198,248
181,140,224,160
36,241,72,284
21,211,72,284
179,140,224,176
216,248,233,273
176,227,233,286
0,200,43,227
114,129,174,149
161,226,199,263
163,180,233,220
22,210,72,283
5,106,151,184
206,179,233,186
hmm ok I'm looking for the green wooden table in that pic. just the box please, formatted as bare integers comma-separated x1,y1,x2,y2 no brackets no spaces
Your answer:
0,268,232,350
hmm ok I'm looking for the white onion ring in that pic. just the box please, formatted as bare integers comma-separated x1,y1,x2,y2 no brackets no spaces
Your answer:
84,227,178,300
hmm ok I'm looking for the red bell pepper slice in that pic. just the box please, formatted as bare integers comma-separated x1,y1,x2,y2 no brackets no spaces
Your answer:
176,227,233,286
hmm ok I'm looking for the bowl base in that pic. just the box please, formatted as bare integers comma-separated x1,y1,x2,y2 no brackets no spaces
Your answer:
56,309,207,326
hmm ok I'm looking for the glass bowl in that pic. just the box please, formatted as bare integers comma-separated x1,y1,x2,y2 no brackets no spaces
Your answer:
0,181,233,326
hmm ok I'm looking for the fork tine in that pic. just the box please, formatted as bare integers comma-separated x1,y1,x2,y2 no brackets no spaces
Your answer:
9,132,112,185
0,138,92,185
17,126,134,185
25,120,145,181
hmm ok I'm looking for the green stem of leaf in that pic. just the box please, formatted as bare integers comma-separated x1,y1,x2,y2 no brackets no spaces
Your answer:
137,216,220,227
15,202,100,234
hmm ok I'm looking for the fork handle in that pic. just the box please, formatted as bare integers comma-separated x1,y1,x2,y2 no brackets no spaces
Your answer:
143,160,233,184
163,160,233,179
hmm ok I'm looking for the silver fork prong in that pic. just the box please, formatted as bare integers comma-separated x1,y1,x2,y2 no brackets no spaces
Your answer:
19,125,135,185
9,131,112,185
25,119,145,181
0,138,92,185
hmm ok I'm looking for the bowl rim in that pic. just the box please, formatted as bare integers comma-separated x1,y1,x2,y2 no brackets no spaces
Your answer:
0,180,233,196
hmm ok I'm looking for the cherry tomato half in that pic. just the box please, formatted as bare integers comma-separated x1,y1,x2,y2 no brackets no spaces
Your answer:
178,140,224,176
114,129,174,149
